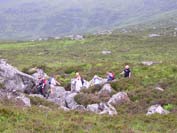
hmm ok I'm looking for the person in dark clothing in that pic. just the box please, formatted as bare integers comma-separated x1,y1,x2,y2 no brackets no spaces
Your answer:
120,65,131,78
37,76,48,97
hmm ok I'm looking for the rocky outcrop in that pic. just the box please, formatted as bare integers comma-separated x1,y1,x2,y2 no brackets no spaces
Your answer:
0,90,31,107
0,59,36,92
146,104,169,115
108,92,130,105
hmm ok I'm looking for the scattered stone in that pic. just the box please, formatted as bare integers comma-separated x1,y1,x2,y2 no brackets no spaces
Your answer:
99,103,117,116
102,50,112,55
146,104,169,115
141,61,161,66
148,34,160,38
87,103,117,116
155,87,164,92
32,68,48,80
0,59,36,92
108,92,130,105
87,104,100,113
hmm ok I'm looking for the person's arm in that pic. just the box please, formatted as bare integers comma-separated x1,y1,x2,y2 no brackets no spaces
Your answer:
56,80,61,86
129,72,131,78
120,71,124,75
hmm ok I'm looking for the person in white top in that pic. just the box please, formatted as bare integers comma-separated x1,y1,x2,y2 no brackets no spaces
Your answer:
73,72,84,92
49,75,60,94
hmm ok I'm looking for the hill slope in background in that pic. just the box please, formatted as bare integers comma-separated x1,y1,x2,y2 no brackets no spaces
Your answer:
0,0,177,40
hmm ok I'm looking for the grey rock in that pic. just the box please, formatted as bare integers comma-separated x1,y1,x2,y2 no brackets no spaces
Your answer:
141,61,162,66
99,103,117,116
155,87,164,92
108,92,130,105
102,50,112,55
16,94,31,107
65,92,79,109
0,90,31,107
89,75,107,87
148,34,160,38
87,104,100,113
0,59,36,92
146,104,169,115
87,103,117,116
98,84,112,95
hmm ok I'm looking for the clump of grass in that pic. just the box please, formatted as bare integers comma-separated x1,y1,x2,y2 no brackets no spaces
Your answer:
163,104,174,111
29,96,58,109
75,93,101,106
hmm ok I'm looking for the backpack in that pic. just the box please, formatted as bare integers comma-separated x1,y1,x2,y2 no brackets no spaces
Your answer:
48,78,52,85
81,77,84,85
111,73,115,80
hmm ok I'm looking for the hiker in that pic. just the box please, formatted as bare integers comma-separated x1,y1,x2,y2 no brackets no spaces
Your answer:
72,72,84,92
107,71,115,81
37,76,48,97
120,65,131,78
48,75,60,95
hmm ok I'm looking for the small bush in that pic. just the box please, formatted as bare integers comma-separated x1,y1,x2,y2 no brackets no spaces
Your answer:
29,96,58,108
81,84,102,94
74,93,101,106
163,104,174,111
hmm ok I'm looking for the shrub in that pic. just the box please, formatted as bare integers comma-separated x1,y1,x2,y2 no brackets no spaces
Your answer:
81,84,102,94
29,96,58,109
74,93,101,106
163,104,174,111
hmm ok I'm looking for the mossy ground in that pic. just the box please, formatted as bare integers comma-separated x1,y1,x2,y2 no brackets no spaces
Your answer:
0,28,177,132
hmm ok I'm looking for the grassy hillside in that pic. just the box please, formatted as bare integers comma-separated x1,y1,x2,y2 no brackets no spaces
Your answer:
0,28,177,132
0,0,177,40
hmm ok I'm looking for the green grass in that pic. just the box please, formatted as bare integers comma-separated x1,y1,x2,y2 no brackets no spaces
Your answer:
0,28,177,132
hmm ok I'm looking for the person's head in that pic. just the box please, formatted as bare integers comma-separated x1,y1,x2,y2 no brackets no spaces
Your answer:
125,65,130,69
76,72,80,77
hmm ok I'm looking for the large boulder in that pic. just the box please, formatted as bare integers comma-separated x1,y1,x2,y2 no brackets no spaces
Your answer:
87,104,100,113
65,92,81,110
98,84,113,95
108,92,130,105
0,59,36,92
0,90,31,107
146,104,170,115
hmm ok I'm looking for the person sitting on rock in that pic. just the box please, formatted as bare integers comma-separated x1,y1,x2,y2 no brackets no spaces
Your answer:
107,71,115,81
120,65,131,78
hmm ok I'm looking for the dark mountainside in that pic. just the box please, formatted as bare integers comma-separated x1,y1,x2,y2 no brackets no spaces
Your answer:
0,0,177,40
